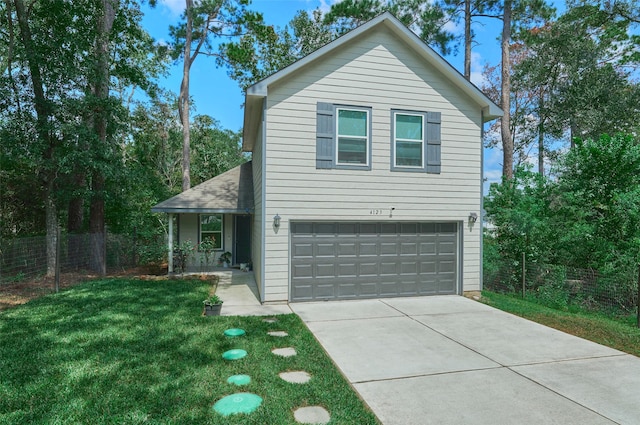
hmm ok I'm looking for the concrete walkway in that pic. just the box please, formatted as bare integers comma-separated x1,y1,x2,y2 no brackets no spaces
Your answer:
291,296,640,425
212,270,292,316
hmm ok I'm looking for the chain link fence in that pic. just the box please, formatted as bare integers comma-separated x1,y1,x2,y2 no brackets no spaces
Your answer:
484,255,639,323
0,231,159,284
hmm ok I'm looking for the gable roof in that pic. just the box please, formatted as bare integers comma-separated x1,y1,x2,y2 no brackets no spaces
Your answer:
151,161,253,214
242,11,502,151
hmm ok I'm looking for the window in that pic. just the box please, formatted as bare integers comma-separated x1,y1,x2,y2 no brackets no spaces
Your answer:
200,214,223,250
336,108,369,166
394,112,425,168
390,110,440,173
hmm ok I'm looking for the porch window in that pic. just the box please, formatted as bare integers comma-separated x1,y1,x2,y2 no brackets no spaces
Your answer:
200,214,223,250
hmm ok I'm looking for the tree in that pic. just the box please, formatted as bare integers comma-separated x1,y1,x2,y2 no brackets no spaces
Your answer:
164,0,265,191
516,3,640,148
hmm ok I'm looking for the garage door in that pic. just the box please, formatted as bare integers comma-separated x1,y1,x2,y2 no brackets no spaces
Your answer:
290,222,458,302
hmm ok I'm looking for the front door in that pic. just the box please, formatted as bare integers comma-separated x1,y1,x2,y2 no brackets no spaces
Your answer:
234,215,251,264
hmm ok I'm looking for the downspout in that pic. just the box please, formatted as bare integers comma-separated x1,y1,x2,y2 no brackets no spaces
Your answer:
479,111,485,292
260,97,267,303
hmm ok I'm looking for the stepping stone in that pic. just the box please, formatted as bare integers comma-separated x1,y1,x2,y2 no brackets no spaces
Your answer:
268,331,288,337
272,347,296,357
213,392,262,416
293,406,330,424
222,349,247,360
227,374,251,386
279,371,311,384
263,317,278,323
224,328,246,337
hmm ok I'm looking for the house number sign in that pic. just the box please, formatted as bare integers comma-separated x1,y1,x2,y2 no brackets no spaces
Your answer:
370,209,384,215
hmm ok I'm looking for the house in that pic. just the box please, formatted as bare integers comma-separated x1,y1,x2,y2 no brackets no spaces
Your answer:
152,12,502,303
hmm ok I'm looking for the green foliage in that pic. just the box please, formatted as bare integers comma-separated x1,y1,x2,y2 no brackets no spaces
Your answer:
203,294,223,305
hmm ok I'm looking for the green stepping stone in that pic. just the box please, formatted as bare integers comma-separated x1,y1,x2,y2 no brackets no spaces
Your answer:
213,392,262,416
224,328,246,337
227,374,251,386
222,349,247,360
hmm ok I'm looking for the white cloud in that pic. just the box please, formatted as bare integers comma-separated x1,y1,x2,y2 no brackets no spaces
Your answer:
316,0,341,14
160,0,185,17
469,51,486,87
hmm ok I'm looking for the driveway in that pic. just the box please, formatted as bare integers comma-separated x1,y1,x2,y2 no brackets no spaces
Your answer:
291,296,640,425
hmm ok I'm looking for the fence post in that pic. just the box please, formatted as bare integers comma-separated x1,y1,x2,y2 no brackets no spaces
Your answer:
54,225,61,293
522,252,526,299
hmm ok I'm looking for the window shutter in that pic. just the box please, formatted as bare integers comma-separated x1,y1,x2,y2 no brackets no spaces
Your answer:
426,112,441,174
316,102,334,169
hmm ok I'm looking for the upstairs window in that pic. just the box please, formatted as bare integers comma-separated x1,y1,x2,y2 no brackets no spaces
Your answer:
336,108,369,166
394,112,425,168
390,110,441,174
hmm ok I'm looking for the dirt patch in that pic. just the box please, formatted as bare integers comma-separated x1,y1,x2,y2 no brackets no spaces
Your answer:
0,264,170,312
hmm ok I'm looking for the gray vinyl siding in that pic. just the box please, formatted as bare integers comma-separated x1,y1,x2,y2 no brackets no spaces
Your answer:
261,28,483,302
251,117,264,293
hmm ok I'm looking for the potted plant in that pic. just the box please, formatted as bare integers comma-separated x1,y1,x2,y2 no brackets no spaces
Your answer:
203,294,223,316
218,251,232,268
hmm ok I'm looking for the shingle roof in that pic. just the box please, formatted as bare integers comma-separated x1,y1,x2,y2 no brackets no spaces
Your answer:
151,161,253,213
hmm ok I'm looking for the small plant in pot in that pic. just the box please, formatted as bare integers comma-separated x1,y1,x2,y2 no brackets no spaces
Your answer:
218,251,232,268
203,294,223,316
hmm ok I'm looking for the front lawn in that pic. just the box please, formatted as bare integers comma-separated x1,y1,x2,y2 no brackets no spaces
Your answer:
0,278,379,424
480,291,640,357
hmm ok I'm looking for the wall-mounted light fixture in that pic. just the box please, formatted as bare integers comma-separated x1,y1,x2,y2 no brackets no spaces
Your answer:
273,214,281,229
468,212,478,224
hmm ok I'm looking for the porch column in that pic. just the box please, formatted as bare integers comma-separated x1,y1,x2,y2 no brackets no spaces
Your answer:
168,213,174,273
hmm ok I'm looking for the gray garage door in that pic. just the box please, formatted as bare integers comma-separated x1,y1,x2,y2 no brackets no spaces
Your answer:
290,221,458,302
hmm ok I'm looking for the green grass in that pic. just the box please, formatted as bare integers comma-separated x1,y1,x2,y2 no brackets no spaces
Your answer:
0,278,379,424
480,291,640,357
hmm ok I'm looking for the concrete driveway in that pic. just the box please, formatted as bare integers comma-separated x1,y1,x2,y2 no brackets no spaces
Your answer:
291,296,640,425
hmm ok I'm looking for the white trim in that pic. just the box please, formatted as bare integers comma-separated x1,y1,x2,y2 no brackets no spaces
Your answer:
393,111,425,169
335,107,370,167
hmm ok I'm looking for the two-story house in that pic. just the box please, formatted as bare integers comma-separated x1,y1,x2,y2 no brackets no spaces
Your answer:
152,12,502,303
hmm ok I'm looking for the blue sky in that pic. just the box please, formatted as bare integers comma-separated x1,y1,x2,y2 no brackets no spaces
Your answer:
140,0,508,187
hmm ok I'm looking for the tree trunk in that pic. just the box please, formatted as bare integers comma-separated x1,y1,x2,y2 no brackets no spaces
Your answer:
67,172,85,268
538,93,544,175
464,0,471,80
14,0,58,275
88,0,116,275
500,0,513,180
179,0,193,192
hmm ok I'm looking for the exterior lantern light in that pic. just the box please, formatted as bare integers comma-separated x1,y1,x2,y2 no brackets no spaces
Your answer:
273,214,281,229
468,212,478,224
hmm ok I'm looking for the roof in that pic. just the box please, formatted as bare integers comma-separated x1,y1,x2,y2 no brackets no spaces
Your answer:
242,11,503,151
151,161,254,214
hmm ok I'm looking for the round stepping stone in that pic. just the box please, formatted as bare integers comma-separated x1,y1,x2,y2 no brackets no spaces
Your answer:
222,349,247,360
213,392,262,416
272,347,296,357
279,371,311,384
224,328,246,337
227,374,251,386
267,330,288,337
293,406,330,424
262,317,278,323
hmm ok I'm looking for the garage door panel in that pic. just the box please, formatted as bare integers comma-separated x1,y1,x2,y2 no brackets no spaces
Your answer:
401,242,418,255
316,243,336,257
359,243,378,256
338,263,357,277
291,221,458,301
338,243,357,256
381,243,398,255
292,243,313,258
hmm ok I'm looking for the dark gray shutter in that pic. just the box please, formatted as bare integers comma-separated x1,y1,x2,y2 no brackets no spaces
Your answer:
316,102,334,169
426,112,441,174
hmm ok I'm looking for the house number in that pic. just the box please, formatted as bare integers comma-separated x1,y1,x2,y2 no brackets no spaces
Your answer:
370,209,383,215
